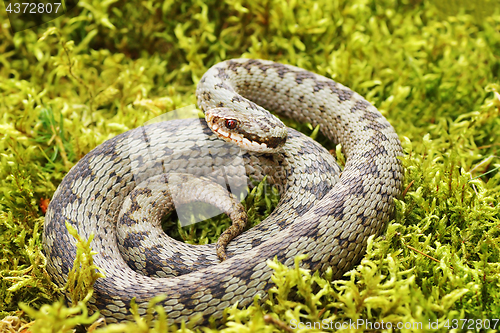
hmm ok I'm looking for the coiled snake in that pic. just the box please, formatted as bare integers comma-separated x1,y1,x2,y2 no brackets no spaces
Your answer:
43,59,403,325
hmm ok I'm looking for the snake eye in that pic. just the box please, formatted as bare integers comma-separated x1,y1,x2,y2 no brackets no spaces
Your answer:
225,119,237,129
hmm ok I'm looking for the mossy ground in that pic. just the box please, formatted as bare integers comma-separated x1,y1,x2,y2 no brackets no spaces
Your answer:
1,0,500,332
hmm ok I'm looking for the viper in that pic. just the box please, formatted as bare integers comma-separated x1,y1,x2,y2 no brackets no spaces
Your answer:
43,59,403,325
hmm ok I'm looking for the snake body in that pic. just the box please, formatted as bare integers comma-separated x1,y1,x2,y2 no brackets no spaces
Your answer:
43,59,403,324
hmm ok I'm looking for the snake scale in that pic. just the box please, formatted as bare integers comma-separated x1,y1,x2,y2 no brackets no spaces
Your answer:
43,59,403,325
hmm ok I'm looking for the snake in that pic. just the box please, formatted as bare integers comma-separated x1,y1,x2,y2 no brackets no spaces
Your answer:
43,59,404,325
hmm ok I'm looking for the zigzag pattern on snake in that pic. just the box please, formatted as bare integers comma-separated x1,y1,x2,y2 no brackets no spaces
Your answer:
43,59,403,324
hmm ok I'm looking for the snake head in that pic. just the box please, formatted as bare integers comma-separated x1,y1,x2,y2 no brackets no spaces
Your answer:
205,107,287,153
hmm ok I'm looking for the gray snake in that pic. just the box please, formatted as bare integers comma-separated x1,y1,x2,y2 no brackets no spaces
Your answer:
43,59,403,325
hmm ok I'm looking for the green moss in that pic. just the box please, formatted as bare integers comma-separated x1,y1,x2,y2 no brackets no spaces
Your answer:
162,176,280,246
1,0,500,332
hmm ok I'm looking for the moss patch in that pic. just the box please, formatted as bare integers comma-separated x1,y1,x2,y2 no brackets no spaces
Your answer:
1,0,499,332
